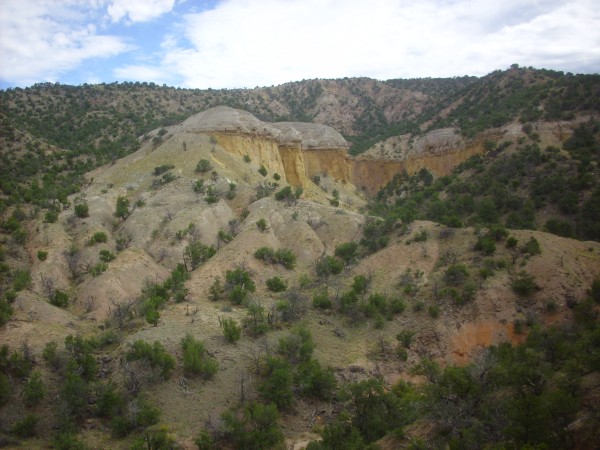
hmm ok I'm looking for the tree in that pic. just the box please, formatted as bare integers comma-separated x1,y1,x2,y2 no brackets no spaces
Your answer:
266,276,287,292
222,401,284,450
181,334,218,379
335,241,358,265
256,218,268,232
183,241,216,271
115,196,130,220
195,159,212,173
209,277,224,301
74,202,89,218
23,371,45,406
126,340,175,380
222,318,241,343
259,357,294,410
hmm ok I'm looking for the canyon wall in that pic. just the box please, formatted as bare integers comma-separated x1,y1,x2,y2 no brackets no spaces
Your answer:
180,106,487,195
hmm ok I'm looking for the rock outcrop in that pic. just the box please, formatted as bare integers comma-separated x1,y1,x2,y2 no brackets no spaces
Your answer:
178,106,483,194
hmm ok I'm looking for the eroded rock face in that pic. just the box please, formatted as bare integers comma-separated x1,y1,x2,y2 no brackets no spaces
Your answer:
271,122,349,150
179,106,479,194
180,105,282,140
412,128,464,156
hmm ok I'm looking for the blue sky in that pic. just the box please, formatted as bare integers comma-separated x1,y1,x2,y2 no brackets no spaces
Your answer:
1,0,599,90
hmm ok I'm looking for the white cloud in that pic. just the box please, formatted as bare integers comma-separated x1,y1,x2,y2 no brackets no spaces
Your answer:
113,64,173,84
2,0,598,88
107,0,176,23
0,0,131,85
125,0,600,89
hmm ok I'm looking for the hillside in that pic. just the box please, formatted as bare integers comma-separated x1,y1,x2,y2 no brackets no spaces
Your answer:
1,67,600,449
1,66,599,208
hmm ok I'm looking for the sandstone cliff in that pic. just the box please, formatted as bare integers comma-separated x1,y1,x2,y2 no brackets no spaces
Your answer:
177,106,486,195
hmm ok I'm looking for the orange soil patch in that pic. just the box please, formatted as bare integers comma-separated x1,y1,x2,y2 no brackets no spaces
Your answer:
448,320,526,365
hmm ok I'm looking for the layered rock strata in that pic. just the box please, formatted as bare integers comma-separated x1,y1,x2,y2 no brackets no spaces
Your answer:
179,106,482,194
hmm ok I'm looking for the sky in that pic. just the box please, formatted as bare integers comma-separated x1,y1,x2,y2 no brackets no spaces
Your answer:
0,0,599,90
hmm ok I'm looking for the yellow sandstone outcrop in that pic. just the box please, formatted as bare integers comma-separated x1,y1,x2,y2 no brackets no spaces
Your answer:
179,106,486,195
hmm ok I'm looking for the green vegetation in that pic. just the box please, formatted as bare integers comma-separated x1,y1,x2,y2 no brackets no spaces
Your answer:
225,266,256,304
221,318,242,343
125,340,175,380
266,276,287,292
114,196,129,220
254,246,296,269
181,334,218,379
183,241,216,271
88,231,107,245
195,159,212,173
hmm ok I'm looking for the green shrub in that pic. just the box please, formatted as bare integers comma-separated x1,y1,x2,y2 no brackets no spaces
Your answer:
181,334,218,379
90,262,108,277
0,372,11,406
42,341,62,370
475,236,496,254
397,330,415,348
254,246,296,269
195,159,212,173
209,277,224,301
273,173,281,181
275,185,301,203
11,413,38,437
114,196,129,220
74,203,89,218
444,264,469,286
222,318,241,343
89,231,107,245
522,236,542,255
193,179,205,194
258,165,268,176
50,289,69,307
126,340,175,379
335,241,359,264
413,229,429,242
256,218,268,232
352,274,370,295
51,432,88,450
243,302,269,336
545,219,574,238
37,250,48,261
183,241,216,270
512,271,539,296
0,299,13,326
44,210,59,223
275,248,296,269
388,297,406,314
296,359,337,400
506,236,518,248
243,154,251,163
312,290,332,309
259,357,294,410
99,249,115,262
13,270,31,291
266,276,287,292
222,401,284,450
23,371,45,406
315,256,343,278
428,305,440,319
153,164,175,176
205,186,219,204
131,427,177,450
